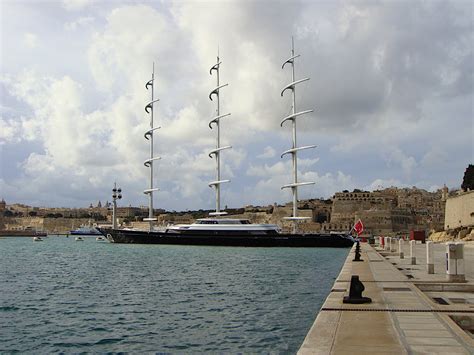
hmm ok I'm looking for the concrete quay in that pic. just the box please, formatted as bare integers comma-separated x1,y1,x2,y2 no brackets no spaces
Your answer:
298,242,474,354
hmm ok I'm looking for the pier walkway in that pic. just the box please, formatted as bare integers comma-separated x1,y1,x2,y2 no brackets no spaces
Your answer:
298,242,474,354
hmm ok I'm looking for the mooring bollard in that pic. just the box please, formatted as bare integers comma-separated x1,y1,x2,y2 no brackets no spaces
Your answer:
410,240,416,265
399,239,404,259
446,242,465,282
426,241,434,274
343,275,372,304
353,241,363,262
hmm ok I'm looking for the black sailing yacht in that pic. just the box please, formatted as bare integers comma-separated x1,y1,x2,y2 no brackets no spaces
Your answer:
99,43,354,248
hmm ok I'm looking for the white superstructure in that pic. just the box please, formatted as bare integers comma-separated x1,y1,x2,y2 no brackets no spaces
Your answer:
167,218,280,232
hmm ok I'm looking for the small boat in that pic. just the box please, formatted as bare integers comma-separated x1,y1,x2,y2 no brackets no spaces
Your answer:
70,227,101,235
96,236,105,241
75,236,84,241
33,236,43,242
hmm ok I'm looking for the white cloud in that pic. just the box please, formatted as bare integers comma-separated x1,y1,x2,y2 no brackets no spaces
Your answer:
382,147,417,177
257,146,276,159
23,33,38,48
364,178,407,191
0,1,472,209
62,0,93,11
64,16,94,31
0,117,20,143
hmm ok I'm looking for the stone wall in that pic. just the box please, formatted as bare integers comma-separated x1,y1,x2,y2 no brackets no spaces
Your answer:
44,218,92,233
2,217,92,233
444,190,474,230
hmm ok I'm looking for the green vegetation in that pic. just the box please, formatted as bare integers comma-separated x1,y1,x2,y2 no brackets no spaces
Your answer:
461,164,474,191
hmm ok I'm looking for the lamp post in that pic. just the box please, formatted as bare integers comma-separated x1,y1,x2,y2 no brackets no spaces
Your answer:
112,182,122,229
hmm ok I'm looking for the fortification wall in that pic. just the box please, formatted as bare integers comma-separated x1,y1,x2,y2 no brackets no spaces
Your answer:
2,217,91,233
444,190,474,230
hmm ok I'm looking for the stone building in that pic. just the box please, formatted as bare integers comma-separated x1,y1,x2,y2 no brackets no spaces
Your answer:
327,187,445,235
330,191,396,226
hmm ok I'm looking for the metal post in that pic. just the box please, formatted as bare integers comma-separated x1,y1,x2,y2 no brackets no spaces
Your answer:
290,38,298,231
426,241,434,274
209,52,231,216
399,239,404,259
410,240,416,265
149,65,154,230
144,64,160,230
446,242,465,282
280,37,316,233
112,182,122,230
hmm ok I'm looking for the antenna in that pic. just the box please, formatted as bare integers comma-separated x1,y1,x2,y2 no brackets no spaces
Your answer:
208,51,231,216
280,38,316,233
143,63,160,230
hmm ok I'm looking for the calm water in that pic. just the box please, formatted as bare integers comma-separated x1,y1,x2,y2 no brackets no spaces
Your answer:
0,236,348,353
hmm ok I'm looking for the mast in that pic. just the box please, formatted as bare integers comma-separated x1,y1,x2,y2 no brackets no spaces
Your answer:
143,63,160,230
208,51,232,216
280,38,316,233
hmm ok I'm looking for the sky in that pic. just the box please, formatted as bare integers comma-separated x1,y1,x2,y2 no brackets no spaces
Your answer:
0,0,472,211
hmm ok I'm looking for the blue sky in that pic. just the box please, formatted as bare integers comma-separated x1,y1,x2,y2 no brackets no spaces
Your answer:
0,0,472,210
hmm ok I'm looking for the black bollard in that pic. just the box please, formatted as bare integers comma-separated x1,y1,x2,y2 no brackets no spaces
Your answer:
353,240,363,262
343,275,372,304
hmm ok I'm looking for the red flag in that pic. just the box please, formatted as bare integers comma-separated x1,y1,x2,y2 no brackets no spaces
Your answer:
353,219,364,236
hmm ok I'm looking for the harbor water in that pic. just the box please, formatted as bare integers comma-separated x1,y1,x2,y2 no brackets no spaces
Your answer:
0,236,348,353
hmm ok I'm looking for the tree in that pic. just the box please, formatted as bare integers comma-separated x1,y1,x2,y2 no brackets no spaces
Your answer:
461,164,474,191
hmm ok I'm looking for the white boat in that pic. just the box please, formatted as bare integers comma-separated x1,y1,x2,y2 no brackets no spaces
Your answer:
75,236,84,241
96,236,105,241
33,236,43,242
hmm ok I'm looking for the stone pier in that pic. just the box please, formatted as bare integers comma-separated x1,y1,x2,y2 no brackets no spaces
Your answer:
298,242,474,354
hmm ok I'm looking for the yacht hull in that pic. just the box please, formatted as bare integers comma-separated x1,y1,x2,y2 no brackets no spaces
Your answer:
98,228,354,248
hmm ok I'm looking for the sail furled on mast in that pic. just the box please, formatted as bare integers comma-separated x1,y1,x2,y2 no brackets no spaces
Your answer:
143,64,160,230
280,39,316,232
208,54,232,216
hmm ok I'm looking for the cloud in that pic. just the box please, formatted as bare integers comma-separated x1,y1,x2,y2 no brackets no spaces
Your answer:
257,146,276,159
0,117,21,143
64,16,94,31
0,1,472,209
62,0,93,11
364,178,407,191
382,147,417,177
23,33,38,48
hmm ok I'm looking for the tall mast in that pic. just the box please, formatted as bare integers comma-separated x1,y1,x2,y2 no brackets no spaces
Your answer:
208,51,232,216
143,63,160,230
280,38,316,233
